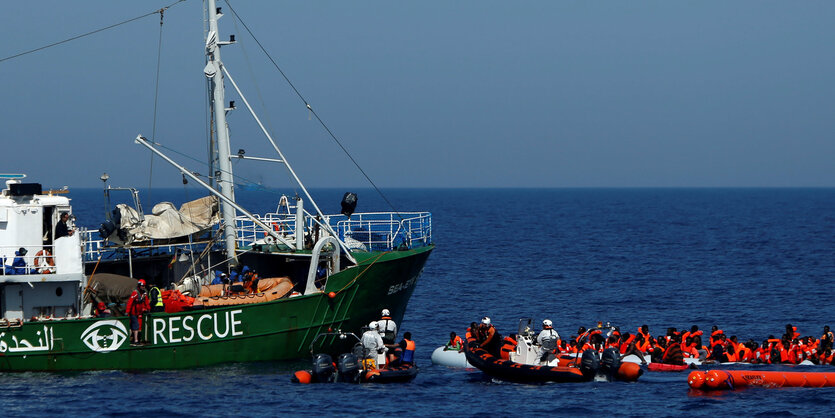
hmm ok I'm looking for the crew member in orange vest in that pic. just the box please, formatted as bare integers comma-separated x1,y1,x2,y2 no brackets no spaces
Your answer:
478,317,501,356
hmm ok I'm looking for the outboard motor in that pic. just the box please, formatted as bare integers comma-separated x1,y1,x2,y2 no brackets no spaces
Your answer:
579,349,600,379
337,352,361,383
599,348,622,381
311,353,335,383
341,192,357,217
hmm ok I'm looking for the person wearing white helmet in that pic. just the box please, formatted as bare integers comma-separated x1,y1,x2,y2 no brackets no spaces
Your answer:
361,320,387,361
537,319,560,364
478,316,501,355
378,308,398,344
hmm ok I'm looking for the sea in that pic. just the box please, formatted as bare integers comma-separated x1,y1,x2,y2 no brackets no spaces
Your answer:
1,187,834,416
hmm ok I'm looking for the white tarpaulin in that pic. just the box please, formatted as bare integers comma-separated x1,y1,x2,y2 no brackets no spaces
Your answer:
110,196,219,244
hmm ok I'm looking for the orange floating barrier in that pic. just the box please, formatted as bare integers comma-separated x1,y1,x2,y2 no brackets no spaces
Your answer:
694,370,835,390
688,371,706,389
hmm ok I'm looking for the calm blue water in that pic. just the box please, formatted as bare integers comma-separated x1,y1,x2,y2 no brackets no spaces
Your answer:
2,188,835,416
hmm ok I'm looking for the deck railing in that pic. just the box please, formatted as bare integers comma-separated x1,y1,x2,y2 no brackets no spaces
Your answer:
80,209,432,261
234,211,432,252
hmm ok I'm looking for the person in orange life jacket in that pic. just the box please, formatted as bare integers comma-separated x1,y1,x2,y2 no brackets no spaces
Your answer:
478,317,502,356
753,340,770,364
377,308,398,345
708,334,729,362
663,327,678,345
708,326,725,348
772,339,790,364
468,322,482,342
727,335,741,357
588,329,605,352
606,335,620,351
619,332,647,364
785,324,800,341
446,332,464,352
126,279,151,344
649,337,665,363
635,325,652,352
681,336,698,359
819,348,835,365
618,332,635,354
398,332,415,365
574,327,587,344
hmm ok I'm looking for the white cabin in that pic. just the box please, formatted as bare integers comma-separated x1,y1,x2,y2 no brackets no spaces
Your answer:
0,177,85,321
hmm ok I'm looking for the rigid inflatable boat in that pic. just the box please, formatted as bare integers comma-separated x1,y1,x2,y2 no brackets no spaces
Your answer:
292,331,418,384
464,320,641,384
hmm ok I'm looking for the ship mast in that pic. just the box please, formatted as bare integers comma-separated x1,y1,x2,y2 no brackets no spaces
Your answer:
206,0,238,265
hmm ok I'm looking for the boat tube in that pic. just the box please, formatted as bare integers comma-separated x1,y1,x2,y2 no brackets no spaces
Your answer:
363,363,419,383
431,346,472,368
647,362,693,372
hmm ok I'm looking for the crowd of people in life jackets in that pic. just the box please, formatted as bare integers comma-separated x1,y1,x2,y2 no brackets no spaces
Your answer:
465,318,835,366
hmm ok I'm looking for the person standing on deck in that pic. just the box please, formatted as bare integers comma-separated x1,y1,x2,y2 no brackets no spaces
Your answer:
54,212,75,240
537,319,560,363
126,280,150,345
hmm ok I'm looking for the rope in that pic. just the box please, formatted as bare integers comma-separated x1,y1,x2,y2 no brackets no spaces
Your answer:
333,251,389,295
83,255,104,298
0,1,186,64
223,0,404,222
149,7,168,203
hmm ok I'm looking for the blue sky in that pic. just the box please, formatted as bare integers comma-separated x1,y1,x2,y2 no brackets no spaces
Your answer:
3,1,834,188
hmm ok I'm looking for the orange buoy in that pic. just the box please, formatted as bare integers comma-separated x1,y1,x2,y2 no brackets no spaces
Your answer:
292,370,312,384
703,369,835,390
327,291,336,299
616,362,643,382
688,371,706,389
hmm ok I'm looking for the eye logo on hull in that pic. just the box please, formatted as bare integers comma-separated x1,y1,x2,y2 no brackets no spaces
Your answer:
80,320,129,352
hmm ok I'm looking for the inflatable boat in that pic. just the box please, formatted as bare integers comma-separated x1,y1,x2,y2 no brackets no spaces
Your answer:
363,363,419,383
431,346,472,368
464,320,641,384
291,331,418,384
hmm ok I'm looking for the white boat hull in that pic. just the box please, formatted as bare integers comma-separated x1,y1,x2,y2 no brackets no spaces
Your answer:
431,346,472,368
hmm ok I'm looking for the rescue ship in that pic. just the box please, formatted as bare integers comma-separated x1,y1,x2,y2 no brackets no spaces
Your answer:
0,1,432,371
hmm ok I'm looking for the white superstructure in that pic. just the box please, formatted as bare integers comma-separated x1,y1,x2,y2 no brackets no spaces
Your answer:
0,176,85,321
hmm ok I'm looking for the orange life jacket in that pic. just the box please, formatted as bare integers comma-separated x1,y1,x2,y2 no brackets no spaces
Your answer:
499,336,518,360
402,339,416,363
620,334,637,354
448,335,464,349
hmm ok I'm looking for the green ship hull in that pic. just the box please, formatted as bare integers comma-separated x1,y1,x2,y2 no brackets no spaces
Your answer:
0,246,432,371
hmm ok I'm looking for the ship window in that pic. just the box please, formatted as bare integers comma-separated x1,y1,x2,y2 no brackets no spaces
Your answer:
56,287,63,297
